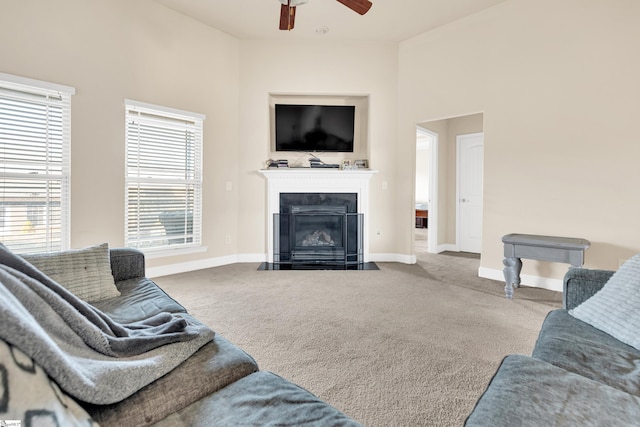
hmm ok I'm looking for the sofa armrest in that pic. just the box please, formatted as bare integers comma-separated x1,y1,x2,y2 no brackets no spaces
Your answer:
109,248,145,282
563,268,615,310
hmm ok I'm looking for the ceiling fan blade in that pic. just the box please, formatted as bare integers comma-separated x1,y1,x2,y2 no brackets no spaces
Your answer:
336,0,372,15
279,4,296,30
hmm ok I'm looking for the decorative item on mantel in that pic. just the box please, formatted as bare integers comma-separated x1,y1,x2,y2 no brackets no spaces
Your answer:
354,159,368,169
342,160,357,170
342,159,369,170
267,159,289,168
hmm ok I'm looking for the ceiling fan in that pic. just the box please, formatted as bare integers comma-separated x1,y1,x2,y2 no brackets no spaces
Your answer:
278,0,373,31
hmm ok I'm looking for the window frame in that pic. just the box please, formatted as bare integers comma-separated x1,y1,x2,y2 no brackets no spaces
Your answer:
0,72,74,254
124,99,205,256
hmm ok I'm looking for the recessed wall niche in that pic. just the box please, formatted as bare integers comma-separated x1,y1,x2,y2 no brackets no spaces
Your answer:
268,93,369,166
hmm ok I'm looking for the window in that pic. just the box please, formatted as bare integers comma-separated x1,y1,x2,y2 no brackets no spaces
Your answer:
125,100,204,251
0,73,74,254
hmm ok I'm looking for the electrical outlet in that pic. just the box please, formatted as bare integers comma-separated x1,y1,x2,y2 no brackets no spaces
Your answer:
225,235,231,244
382,181,388,190
226,181,232,191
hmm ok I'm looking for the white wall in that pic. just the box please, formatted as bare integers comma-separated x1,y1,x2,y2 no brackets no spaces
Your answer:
0,1,403,272
0,0,241,271
237,40,400,259
399,0,640,286
415,132,431,205
4,0,638,282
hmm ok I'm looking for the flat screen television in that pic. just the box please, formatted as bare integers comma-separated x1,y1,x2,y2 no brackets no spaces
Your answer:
274,104,355,152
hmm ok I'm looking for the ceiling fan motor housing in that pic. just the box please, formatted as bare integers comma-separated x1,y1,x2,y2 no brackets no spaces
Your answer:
279,0,309,6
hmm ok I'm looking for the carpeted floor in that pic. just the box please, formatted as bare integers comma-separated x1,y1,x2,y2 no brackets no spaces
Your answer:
154,230,562,426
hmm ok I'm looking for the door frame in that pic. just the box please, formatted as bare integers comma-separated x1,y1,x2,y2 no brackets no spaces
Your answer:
456,132,484,253
415,126,439,253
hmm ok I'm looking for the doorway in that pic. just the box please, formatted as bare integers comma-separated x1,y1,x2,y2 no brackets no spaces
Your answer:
415,113,484,257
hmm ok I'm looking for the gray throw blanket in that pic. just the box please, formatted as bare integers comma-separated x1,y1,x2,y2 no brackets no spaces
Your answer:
0,244,214,404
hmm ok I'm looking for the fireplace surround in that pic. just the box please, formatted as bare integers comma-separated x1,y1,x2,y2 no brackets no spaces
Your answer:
258,168,377,267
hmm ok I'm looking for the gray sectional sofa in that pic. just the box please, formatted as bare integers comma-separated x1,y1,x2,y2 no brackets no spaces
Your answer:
0,245,361,426
466,265,640,425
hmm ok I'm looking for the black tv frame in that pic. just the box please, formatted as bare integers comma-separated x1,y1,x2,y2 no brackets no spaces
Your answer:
274,104,355,153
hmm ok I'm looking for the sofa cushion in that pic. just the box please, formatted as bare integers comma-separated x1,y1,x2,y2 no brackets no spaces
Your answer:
84,335,259,426
0,339,97,426
92,277,186,323
109,247,146,282
533,310,640,396
536,309,638,355
153,371,363,427
570,253,640,350
465,355,640,426
23,242,120,303
563,268,615,310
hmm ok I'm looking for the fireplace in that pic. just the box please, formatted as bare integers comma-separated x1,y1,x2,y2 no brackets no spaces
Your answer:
258,168,378,266
274,193,362,266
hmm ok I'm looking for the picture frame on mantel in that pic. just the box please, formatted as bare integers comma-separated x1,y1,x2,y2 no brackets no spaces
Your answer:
354,159,368,169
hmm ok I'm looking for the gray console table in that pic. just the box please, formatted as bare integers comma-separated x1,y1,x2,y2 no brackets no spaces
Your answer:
502,234,590,300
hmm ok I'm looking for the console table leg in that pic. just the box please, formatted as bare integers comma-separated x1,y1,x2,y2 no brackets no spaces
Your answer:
503,257,522,299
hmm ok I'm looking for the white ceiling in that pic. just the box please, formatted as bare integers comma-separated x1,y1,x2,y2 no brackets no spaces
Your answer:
154,0,508,42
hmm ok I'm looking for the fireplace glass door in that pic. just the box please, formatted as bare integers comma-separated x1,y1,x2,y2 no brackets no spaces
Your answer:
290,206,346,263
274,211,363,267
275,193,363,267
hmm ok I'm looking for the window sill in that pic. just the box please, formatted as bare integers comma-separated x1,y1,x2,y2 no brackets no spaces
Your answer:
143,245,208,259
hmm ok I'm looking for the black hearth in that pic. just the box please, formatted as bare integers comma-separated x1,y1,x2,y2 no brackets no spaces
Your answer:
273,193,363,268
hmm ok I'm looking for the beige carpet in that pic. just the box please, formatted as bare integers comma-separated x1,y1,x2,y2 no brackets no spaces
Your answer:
155,235,562,426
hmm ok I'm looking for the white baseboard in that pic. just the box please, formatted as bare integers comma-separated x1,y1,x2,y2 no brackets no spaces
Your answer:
148,252,418,277
149,253,565,294
369,253,415,264
436,243,458,253
236,253,267,263
478,267,563,293
148,253,266,278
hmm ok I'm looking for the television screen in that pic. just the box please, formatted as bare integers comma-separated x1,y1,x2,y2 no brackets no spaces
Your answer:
275,104,355,152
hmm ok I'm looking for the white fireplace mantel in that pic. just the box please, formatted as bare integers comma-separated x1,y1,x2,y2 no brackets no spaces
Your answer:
258,168,378,263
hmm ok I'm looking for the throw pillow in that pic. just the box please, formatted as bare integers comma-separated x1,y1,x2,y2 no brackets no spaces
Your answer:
570,253,640,350
23,243,120,303
0,339,98,426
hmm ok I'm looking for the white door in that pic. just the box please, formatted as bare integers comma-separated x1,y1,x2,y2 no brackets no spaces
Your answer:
457,133,484,253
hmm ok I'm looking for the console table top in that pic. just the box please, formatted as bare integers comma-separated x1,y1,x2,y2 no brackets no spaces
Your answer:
502,233,590,250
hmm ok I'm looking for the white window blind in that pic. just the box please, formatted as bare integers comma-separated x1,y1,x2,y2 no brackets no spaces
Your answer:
0,73,74,254
125,100,204,251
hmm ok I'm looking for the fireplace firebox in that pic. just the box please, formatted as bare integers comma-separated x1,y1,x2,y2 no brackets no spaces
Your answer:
274,193,363,267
